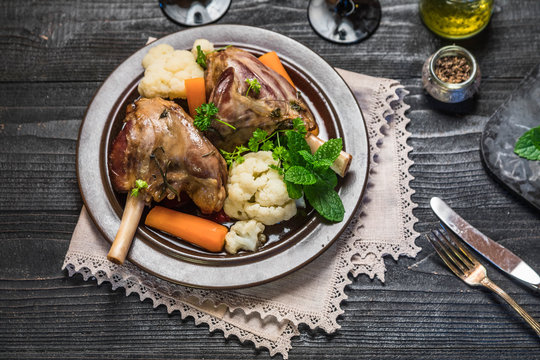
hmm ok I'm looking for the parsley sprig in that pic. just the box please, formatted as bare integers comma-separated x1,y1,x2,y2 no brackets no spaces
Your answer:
245,78,261,97
196,44,232,70
193,103,236,132
131,179,148,197
514,125,540,161
220,118,345,222
195,45,207,70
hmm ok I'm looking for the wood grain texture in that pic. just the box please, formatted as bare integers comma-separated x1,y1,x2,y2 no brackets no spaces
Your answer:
1,0,540,359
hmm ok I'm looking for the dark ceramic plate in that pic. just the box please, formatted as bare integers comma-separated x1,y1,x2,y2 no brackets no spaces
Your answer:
77,25,369,289
480,63,540,211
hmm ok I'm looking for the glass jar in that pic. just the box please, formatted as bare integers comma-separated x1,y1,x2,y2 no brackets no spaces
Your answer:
419,0,493,39
422,45,481,103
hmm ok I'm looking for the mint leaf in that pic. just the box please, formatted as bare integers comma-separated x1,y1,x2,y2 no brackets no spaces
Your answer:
304,184,344,222
514,126,540,161
313,158,333,171
298,150,315,164
315,167,338,188
533,127,540,149
286,130,311,153
286,181,304,199
314,138,342,163
284,166,317,185
286,131,310,166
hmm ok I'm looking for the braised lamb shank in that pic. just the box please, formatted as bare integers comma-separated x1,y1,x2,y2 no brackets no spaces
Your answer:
204,47,317,152
109,97,227,214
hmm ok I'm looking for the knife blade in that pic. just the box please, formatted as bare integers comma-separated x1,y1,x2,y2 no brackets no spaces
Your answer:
430,197,540,291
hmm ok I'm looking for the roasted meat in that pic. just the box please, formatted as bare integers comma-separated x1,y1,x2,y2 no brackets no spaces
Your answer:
204,47,317,151
109,97,227,214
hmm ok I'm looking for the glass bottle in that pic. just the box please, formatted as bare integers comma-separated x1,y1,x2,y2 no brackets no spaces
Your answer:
419,0,493,39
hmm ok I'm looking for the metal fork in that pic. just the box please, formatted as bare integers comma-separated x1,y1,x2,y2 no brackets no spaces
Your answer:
428,225,540,337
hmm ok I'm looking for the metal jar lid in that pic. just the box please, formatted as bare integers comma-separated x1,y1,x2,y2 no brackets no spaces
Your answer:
422,45,481,103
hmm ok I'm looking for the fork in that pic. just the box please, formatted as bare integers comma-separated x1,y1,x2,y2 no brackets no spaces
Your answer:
428,225,540,337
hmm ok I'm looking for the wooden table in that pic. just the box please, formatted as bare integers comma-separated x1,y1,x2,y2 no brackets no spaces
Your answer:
1,1,539,358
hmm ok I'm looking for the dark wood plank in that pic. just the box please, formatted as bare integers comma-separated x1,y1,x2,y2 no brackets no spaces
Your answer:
1,0,540,359
1,1,539,82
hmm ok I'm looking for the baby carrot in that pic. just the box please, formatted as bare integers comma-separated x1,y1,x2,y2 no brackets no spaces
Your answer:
185,77,206,117
145,206,227,252
258,51,295,88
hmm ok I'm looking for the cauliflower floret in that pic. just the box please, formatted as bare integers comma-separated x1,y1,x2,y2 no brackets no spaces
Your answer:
141,43,174,69
138,41,210,100
224,220,266,254
224,151,297,225
191,38,215,57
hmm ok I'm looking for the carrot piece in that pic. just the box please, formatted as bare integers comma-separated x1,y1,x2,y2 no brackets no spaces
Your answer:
185,77,206,117
145,206,227,252
258,51,295,88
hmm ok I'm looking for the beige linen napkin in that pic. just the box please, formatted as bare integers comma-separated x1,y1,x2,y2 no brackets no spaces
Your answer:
63,70,420,358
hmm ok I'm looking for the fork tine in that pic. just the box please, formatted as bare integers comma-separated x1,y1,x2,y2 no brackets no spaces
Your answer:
431,229,470,273
438,225,476,267
426,233,464,277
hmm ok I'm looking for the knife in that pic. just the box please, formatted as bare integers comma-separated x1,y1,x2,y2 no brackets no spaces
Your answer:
430,197,540,291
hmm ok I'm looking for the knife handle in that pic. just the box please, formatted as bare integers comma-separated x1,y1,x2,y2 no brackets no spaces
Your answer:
482,278,540,337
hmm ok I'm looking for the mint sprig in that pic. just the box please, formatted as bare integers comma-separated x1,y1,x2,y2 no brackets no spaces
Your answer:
280,134,344,222
514,126,540,161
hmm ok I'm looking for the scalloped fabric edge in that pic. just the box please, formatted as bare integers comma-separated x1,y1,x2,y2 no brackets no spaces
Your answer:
63,74,420,359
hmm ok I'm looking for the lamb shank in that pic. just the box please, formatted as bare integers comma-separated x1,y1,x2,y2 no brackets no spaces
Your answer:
204,47,318,152
109,97,227,214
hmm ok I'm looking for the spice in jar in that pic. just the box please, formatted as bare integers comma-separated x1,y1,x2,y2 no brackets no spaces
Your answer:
434,55,471,84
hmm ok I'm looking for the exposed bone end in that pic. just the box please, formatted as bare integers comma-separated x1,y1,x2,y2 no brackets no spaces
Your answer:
305,134,352,178
107,193,145,265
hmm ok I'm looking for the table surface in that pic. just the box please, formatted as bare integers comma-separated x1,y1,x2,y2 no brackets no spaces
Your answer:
1,1,539,359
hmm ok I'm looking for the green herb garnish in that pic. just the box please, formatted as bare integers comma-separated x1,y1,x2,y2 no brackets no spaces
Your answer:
212,45,232,52
245,78,261,97
196,45,232,70
196,45,207,70
193,102,236,132
279,130,344,222
220,145,249,166
514,126,540,161
131,179,148,197
221,118,344,222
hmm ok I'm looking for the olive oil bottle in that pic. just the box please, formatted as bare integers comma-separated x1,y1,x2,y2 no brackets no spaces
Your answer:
419,0,493,39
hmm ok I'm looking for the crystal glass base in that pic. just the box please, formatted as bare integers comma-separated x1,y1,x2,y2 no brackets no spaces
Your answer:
159,0,231,26
308,0,381,44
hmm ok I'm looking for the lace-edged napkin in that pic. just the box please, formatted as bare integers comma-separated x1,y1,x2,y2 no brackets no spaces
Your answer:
63,69,420,358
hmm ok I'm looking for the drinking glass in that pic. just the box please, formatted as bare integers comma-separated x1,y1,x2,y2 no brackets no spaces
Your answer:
308,0,381,44
159,0,231,26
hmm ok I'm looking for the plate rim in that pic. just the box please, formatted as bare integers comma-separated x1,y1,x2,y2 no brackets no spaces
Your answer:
76,24,369,289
